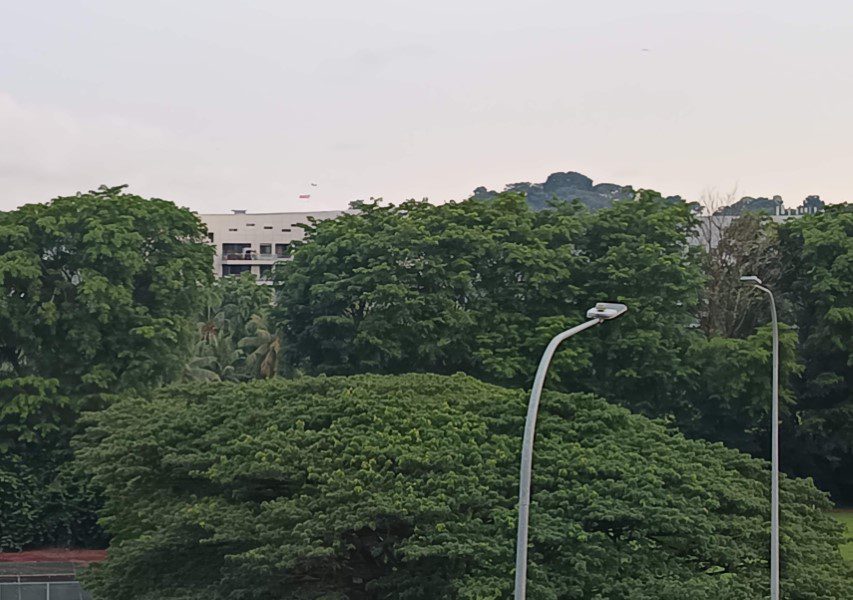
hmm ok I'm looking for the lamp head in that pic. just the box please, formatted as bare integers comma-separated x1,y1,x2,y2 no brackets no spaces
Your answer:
586,302,628,320
740,275,763,285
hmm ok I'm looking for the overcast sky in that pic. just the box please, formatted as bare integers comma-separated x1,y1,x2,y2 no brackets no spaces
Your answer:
1,1,851,213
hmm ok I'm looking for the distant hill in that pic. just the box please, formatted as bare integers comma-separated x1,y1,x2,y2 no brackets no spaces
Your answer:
470,171,681,211
471,171,825,215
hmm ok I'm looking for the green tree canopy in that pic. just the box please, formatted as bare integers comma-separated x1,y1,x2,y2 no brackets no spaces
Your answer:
75,373,850,599
0,185,213,395
273,192,704,415
0,185,213,549
778,204,852,501
569,192,703,415
686,205,853,502
680,325,802,456
275,194,587,381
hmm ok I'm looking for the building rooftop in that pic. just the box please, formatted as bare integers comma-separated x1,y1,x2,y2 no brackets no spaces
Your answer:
0,549,106,581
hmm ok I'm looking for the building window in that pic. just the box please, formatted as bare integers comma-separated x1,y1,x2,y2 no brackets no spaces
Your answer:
263,225,273,229
222,243,252,259
228,228,238,232
259,243,272,255
222,264,251,277
207,232,214,243
246,223,255,226
281,228,291,232
275,243,291,257
259,265,273,280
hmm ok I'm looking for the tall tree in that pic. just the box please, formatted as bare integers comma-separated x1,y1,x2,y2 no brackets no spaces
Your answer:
778,204,852,501
0,185,213,549
275,194,589,382
568,191,704,416
0,185,213,395
238,313,281,379
699,212,783,338
680,325,802,456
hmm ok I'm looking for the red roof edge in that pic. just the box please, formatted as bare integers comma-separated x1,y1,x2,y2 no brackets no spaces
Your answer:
0,549,107,564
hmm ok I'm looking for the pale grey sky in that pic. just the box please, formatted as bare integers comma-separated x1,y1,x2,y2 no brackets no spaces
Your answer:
1,1,851,213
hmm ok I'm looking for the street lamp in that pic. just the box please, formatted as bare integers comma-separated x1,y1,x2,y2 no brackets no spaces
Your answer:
514,302,628,600
740,275,780,600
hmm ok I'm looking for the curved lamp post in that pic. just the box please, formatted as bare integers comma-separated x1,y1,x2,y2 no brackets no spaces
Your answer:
514,302,628,600
741,275,780,600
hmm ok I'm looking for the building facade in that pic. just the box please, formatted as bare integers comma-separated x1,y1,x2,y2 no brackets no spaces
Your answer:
693,195,826,249
198,210,344,282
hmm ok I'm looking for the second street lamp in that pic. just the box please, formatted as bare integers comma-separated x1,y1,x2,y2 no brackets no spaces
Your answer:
740,275,780,600
514,302,628,600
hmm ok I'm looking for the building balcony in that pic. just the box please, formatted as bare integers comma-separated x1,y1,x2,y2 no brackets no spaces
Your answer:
221,253,291,263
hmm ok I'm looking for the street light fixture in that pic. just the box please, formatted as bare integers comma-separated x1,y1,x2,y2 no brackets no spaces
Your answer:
514,302,628,600
740,275,780,600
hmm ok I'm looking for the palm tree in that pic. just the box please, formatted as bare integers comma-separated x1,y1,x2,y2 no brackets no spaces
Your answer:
183,332,243,382
238,313,281,379
198,311,226,343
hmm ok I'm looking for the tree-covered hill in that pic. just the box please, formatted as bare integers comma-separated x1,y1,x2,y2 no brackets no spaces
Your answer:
470,171,639,211
471,170,831,214
74,373,851,600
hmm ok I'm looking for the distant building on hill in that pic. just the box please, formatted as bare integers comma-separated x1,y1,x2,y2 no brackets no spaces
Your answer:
694,195,826,248
713,194,826,217
472,169,837,220
198,210,344,283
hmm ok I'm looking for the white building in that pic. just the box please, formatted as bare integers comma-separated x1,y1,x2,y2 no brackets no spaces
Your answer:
692,196,826,249
198,210,344,282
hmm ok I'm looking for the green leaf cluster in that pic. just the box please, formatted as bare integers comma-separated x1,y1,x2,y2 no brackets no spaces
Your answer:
0,184,213,395
680,325,802,455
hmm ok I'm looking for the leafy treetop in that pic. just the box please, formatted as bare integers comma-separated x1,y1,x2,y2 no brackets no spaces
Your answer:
75,373,851,600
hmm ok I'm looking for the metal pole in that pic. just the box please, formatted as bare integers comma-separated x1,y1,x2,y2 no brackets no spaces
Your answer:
514,317,602,600
755,284,780,600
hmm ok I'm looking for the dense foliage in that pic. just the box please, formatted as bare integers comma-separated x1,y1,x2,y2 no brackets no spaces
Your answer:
1,182,849,600
273,192,704,416
273,194,852,503
696,205,853,499
0,186,213,549
75,373,851,599
184,273,278,381
778,205,852,501
680,325,801,456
